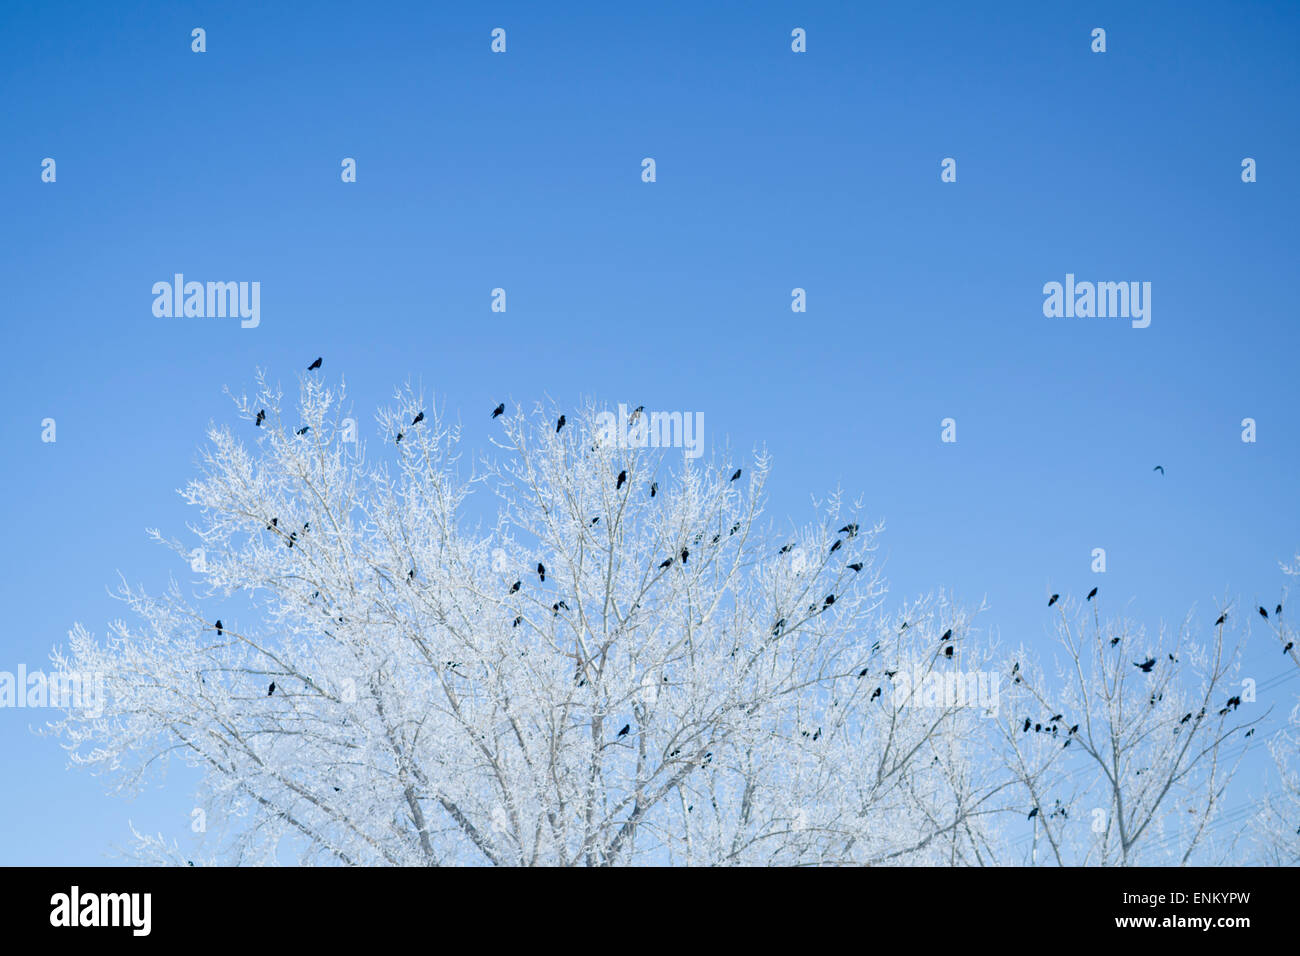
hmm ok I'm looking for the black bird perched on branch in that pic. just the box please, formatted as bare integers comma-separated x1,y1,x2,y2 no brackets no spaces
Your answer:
1260,606,1269,620
552,601,568,614
649,482,657,498
1023,718,1031,733
830,540,842,554
1134,658,1156,673
772,619,786,636
616,724,630,739
491,403,505,418
1110,636,1121,647
411,411,424,426
1285,642,1294,654
1048,594,1059,607
779,543,794,554
510,580,520,594
1277,603,1283,616
215,620,223,635
871,687,882,700
730,469,742,482
307,357,322,370
1050,714,1063,723
1180,713,1192,724
395,432,404,443
857,666,869,678
1216,612,1227,626
1027,807,1038,819
616,470,627,490
941,629,952,642
838,523,858,537
943,645,953,659
296,426,310,436
659,558,674,570
1087,587,1097,600
823,594,835,608
680,548,689,564
267,682,276,696
556,415,565,433
254,409,265,426
537,563,546,582
848,562,863,572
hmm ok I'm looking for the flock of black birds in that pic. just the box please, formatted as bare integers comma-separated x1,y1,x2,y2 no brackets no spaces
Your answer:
235,362,1297,803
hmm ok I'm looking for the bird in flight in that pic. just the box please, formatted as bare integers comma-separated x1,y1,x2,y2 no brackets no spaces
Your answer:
491,403,505,419
1048,594,1059,607
1153,465,1164,474
308,357,322,371
556,415,565,433
1134,658,1156,673
254,409,265,427
1087,587,1097,601
411,411,424,426
537,563,546,582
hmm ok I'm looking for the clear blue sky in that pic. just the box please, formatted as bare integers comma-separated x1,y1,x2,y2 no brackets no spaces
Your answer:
1,0,1297,864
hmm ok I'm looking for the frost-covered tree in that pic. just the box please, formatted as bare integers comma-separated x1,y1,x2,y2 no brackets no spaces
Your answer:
51,372,1004,866
1253,553,1299,865
997,600,1254,865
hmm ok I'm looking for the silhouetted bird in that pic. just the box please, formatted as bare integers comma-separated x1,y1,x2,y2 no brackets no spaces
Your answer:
552,601,568,614
491,403,505,419
268,682,276,696
729,522,740,535
1180,713,1192,724
1048,594,1059,606
1035,723,1041,732
1244,729,1255,738
884,669,897,678
512,616,522,628
616,470,627,490
556,415,565,433
823,594,835,607
1050,714,1063,723
254,409,265,427
871,687,882,700
629,405,644,425
1216,613,1227,626
650,482,657,498
1153,465,1164,474
1135,658,1156,673
680,548,689,564
1277,603,1283,616
839,523,859,537
1285,642,1294,654
943,645,953,658
772,619,786,636
779,543,794,554
730,469,742,482
1110,636,1121,647
1087,587,1097,601
616,724,630,739
1023,718,1031,733
591,516,600,525
412,411,424,426
267,518,278,529
830,540,842,554
1260,606,1269,620
215,620,223,634
941,629,952,642
510,580,521,594
848,562,863,572
537,563,545,582
296,426,310,436
857,667,869,678
1028,807,1038,819
308,357,322,370
1069,724,1078,735
659,558,674,570
395,432,403,443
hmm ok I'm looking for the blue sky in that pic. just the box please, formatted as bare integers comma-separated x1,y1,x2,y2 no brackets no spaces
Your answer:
1,0,1297,864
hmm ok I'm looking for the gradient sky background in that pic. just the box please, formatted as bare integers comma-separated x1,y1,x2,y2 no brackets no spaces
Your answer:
1,0,1297,865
